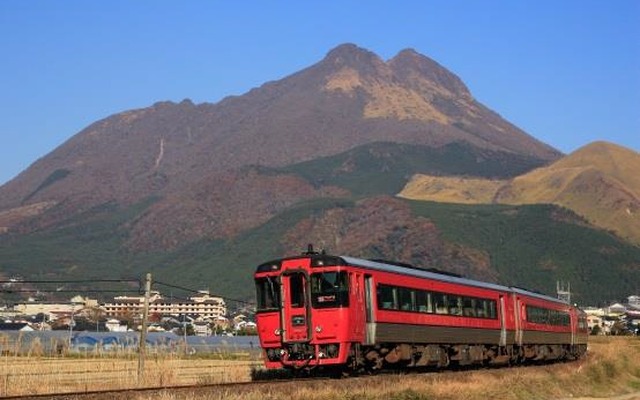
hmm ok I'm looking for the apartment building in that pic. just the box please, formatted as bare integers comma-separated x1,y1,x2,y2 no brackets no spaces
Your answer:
102,290,227,320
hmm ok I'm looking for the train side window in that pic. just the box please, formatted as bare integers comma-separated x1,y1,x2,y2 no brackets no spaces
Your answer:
449,296,462,316
476,299,487,318
463,297,476,317
399,288,414,311
433,293,448,314
416,290,429,313
377,285,397,310
489,300,497,319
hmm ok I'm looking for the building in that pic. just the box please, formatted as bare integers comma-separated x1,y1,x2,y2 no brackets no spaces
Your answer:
193,319,212,336
102,290,226,321
586,315,602,331
12,295,98,322
105,319,128,332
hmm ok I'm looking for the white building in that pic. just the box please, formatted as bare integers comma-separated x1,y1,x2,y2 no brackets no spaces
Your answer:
102,290,226,320
105,318,128,332
193,319,212,336
12,296,97,321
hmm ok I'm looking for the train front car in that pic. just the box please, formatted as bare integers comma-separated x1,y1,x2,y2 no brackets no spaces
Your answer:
254,252,359,372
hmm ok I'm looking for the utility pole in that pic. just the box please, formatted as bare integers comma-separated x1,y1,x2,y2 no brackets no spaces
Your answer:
138,273,151,382
557,280,571,304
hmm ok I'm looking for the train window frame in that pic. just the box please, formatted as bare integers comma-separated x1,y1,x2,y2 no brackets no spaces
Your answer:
310,271,350,309
415,290,432,313
255,277,281,312
433,292,449,315
463,297,476,317
525,305,570,327
289,273,306,309
377,284,397,310
375,283,498,320
448,295,463,316
398,287,415,311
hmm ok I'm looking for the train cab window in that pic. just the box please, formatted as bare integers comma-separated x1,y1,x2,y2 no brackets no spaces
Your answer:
310,272,349,309
377,285,397,310
289,273,305,308
255,277,281,312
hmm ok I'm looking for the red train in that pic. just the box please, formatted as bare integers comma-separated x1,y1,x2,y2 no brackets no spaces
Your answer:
254,246,588,373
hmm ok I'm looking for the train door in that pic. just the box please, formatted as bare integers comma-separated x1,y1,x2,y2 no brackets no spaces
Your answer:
281,270,311,343
364,274,376,345
570,308,576,346
499,295,507,347
514,295,523,346
351,272,365,341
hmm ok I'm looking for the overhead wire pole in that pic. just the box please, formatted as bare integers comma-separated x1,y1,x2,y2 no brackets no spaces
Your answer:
138,273,151,382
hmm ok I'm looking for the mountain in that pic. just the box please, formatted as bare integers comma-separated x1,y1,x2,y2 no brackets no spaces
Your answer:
3,43,635,305
399,141,640,245
0,43,559,249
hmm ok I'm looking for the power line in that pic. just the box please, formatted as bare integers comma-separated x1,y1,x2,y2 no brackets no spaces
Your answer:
0,279,141,285
0,289,139,294
0,278,256,307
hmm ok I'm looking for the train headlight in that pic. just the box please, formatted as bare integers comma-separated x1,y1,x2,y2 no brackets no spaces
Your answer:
315,325,323,333
274,328,282,336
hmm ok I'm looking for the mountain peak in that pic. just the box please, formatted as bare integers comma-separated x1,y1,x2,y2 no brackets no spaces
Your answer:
554,141,640,177
322,43,386,74
390,48,470,97
573,140,631,155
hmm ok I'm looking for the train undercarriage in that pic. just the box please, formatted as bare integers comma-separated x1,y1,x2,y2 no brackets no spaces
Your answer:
269,341,588,375
355,342,587,371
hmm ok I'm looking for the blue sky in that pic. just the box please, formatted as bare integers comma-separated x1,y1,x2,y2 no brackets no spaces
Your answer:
1,1,638,185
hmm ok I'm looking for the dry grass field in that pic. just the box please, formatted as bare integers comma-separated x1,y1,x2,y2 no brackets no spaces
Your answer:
0,349,261,396
1,336,638,399
144,336,640,400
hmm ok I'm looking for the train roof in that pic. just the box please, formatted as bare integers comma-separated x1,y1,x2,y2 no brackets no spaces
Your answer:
509,287,570,306
340,256,568,306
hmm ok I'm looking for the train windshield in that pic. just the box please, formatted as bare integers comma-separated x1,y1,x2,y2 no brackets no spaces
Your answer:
255,277,281,312
311,271,349,309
